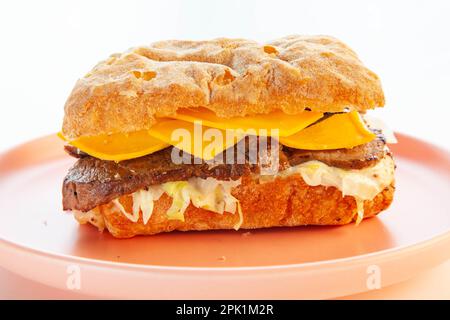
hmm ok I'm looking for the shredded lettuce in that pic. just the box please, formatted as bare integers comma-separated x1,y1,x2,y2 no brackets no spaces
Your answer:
113,177,242,225
112,198,139,223
233,201,243,230
162,181,190,221
113,186,164,224
354,198,365,225
132,186,164,224
162,178,241,221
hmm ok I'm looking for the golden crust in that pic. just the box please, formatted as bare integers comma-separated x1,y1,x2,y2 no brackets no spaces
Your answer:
63,35,385,139
76,175,395,238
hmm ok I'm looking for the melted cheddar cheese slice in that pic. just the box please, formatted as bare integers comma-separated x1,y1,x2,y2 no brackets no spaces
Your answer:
58,131,169,162
148,118,245,161
169,107,323,137
59,110,375,162
279,111,376,150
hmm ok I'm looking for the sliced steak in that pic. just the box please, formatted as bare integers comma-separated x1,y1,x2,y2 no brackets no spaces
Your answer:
63,136,387,212
63,147,253,212
64,145,89,158
285,133,386,170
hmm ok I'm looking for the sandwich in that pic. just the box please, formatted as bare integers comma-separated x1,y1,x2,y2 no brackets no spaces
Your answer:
59,35,395,238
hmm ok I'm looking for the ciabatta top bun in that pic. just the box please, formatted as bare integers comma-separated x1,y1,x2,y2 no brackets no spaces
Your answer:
62,35,384,140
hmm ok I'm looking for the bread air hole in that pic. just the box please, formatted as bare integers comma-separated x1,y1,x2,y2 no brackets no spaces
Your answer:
132,70,156,81
217,69,235,85
263,45,278,55
142,71,156,80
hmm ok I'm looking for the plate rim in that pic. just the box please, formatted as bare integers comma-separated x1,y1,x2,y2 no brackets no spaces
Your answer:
1,225,449,274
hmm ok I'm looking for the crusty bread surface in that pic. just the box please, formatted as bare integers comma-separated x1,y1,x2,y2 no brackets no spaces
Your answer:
75,174,395,238
63,35,385,140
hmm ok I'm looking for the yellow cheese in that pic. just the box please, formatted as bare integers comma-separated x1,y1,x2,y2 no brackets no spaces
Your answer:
58,131,170,162
279,111,376,150
169,107,323,137
59,110,374,162
148,118,244,161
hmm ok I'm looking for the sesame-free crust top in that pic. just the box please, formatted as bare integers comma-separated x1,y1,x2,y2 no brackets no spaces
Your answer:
62,35,385,140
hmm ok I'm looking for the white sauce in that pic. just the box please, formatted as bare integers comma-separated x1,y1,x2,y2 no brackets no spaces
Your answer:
274,155,395,223
277,155,395,201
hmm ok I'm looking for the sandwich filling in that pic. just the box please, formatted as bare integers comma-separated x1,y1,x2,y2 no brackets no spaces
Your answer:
61,108,395,228
72,152,394,229
63,132,388,211
63,132,394,226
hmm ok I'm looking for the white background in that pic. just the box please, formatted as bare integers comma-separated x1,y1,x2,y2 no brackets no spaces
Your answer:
0,0,449,151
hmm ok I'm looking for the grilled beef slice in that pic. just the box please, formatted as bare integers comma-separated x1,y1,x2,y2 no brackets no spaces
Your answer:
63,136,386,212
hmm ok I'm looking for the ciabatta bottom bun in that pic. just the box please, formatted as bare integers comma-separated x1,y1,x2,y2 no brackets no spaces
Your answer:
74,155,395,238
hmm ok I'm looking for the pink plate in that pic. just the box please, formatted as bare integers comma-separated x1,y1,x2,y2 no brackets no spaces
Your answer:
0,134,449,299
